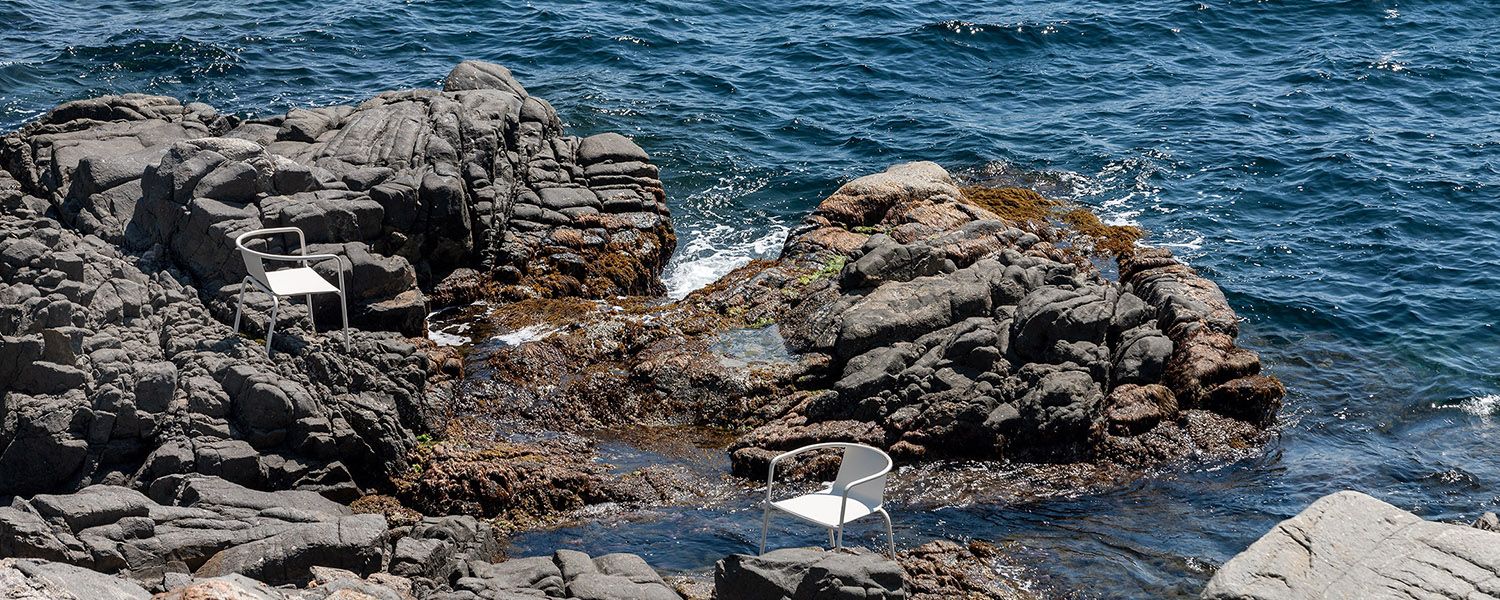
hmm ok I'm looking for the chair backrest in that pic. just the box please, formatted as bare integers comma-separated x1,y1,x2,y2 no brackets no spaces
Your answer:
235,227,304,287
832,444,891,508
237,234,268,285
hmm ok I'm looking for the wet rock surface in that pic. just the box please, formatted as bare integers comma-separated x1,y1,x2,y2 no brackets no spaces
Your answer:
1203,491,1500,600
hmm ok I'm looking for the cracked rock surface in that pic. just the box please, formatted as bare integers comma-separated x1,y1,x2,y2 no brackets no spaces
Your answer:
1203,490,1500,600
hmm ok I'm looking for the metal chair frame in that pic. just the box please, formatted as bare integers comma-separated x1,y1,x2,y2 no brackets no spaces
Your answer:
232,227,349,355
759,442,895,555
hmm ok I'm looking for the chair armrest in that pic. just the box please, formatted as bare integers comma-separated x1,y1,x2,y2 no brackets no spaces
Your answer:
237,227,308,255
241,248,315,263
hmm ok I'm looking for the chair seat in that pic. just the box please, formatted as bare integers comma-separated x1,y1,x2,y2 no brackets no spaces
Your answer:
770,491,878,529
262,267,339,296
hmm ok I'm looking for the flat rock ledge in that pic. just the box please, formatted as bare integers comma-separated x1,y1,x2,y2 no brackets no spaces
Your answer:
0,473,1005,599
1203,491,1500,600
0,474,689,599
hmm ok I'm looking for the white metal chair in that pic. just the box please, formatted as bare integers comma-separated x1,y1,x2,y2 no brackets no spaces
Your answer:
232,227,349,355
759,442,895,555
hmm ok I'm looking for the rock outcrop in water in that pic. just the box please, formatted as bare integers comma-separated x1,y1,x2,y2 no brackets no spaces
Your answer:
1203,491,1500,600
0,59,673,499
1,59,1278,599
1,60,672,338
442,161,1284,491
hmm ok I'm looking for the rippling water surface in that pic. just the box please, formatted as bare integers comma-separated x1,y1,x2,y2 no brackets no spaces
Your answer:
5,1,1499,596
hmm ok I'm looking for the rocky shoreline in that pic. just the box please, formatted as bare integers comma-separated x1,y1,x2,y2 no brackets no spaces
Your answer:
0,60,1297,598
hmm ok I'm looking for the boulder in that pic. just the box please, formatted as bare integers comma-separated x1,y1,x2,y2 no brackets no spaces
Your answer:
30,485,152,531
715,547,907,600
0,558,150,600
192,513,388,585
456,550,678,600
1203,491,1500,600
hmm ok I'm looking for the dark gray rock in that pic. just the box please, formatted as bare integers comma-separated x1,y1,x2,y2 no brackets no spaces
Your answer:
192,513,387,585
715,547,907,600
576,133,648,165
1016,366,1103,443
443,60,528,96
30,485,151,531
0,557,150,599
0,508,73,562
1111,323,1172,386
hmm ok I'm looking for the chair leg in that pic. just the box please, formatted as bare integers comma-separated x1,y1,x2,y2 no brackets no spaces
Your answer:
879,509,894,556
835,524,844,550
306,294,316,334
233,277,249,334
827,529,836,549
760,506,771,555
339,292,350,349
266,296,280,357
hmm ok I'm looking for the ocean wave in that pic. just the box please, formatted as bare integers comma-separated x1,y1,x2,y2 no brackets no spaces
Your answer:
662,221,788,299
1441,395,1500,417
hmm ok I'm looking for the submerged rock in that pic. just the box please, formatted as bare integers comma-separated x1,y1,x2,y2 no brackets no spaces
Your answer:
1203,491,1500,600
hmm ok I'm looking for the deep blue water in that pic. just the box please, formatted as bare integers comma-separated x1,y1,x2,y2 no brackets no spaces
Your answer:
4,1,1499,597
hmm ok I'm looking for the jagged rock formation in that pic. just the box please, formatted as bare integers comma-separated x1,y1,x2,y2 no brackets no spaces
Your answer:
1,60,1284,600
0,60,673,338
1203,491,1500,600
0,60,672,500
0,180,424,499
723,162,1283,471
440,162,1284,484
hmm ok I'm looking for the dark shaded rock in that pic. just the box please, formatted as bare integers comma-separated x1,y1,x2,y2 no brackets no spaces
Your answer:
30,485,151,531
192,513,387,585
1111,322,1172,386
715,547,907,600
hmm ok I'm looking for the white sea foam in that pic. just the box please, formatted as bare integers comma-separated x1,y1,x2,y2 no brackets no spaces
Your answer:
490,324,557,347
1452,395,1500,417
662,221,788,299
426,328,471,347
425,309,472,346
